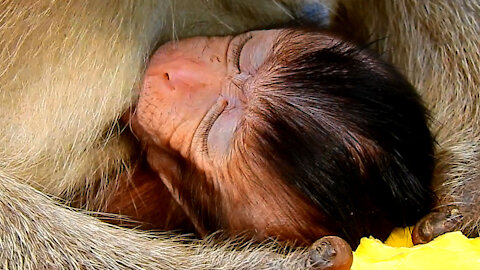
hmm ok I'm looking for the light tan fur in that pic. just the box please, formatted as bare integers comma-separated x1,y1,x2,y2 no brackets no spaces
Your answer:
0,0,299,208
333,0,480,235
1,0,479,268
0,1,334,268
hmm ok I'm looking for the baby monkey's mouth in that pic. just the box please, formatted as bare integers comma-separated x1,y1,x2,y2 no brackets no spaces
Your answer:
194,97,228,157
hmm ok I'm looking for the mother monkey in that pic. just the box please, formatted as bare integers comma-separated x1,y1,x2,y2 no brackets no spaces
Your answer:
0,1,479,269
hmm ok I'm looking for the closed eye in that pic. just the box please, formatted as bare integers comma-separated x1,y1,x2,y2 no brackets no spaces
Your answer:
231,34,252,72
195,98,228,157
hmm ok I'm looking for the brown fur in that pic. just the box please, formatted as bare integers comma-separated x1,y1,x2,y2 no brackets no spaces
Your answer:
0,1,329,268
102,161,195,231
332,0,480,236
1,0,479,268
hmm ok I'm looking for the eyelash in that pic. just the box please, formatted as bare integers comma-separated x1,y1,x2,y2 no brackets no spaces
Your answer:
199,98,228,157
232,35,252,71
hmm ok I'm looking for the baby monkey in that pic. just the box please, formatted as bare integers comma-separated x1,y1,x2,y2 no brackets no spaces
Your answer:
108,28,434,267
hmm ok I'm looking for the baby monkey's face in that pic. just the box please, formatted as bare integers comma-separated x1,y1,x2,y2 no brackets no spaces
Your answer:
132,29,337,242
134,29,282,170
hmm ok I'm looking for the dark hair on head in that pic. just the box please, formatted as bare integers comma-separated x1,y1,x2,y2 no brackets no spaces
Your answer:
250,29,434,246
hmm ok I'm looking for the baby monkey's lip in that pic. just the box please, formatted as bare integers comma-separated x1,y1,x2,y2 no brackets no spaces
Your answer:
119,106,145,140
120,106,135,124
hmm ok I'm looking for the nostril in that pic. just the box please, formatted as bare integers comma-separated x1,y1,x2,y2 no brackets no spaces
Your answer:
164,73,170,80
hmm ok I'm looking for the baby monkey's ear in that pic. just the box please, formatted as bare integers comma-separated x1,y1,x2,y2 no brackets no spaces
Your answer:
145,146,183,188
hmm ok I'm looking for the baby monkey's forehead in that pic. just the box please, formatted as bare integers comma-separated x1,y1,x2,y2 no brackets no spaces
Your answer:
272,29,357,59
239,29,357,77
241,29,362,84
245,28,342,49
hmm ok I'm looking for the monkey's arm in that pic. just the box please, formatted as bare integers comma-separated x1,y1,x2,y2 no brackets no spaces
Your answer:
0,172,335,270
102,160,196,232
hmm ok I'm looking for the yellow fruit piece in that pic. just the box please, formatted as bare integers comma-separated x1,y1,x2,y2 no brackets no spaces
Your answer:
384,227,414,248
352,230,480,270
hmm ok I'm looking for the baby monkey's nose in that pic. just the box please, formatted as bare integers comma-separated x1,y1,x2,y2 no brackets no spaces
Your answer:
163,72,170,81
143,61,179,92
145,58,219,93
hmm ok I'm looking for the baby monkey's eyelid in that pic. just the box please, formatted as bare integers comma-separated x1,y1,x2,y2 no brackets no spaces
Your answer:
232,34,253,72
197,98,228,158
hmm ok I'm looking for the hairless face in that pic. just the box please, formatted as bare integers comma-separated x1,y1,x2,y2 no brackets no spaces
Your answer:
135,30,281,166
130,28,434,246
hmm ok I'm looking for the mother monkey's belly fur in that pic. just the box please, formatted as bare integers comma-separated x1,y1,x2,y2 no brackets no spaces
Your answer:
1,0,480,269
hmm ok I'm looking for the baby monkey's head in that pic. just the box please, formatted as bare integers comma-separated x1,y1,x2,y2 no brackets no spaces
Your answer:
133,28,434,246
